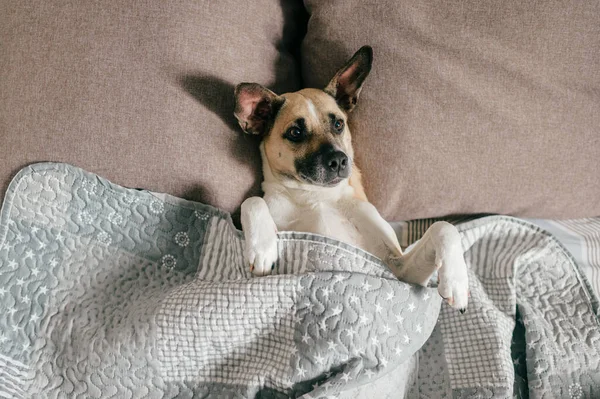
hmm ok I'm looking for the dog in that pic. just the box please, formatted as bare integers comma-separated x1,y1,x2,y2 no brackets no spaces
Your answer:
234,46,469,312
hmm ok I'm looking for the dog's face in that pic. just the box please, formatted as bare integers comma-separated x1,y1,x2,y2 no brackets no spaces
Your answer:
234,46,372,188
262,88,353,187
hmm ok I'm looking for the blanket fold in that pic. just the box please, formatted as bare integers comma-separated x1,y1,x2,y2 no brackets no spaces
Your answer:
0,163,439,398
0,163,599,399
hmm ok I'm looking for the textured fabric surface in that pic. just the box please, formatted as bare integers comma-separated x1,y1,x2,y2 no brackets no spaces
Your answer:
410,217,600,398
0,163,440,398
302,0,600,221
0,0,306,219
395,216,600,299
1,164,600,398
526,217,600,296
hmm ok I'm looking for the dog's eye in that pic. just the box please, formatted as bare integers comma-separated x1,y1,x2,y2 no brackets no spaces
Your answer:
284,127,304,142
334,119,345,133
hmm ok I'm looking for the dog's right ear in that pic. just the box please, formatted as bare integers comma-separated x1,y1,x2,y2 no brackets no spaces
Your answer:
324,46,373,112
234,83,284,136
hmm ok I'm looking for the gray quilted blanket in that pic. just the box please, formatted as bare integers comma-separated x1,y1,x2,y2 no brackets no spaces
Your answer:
0,163,599,399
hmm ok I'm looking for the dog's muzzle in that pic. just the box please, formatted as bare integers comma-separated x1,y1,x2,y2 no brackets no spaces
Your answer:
295,144,350,186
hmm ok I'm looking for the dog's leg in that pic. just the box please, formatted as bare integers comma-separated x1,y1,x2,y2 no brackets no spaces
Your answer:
348,200,404,258
241,197,278,276
349,201,468,311
394,221,469,312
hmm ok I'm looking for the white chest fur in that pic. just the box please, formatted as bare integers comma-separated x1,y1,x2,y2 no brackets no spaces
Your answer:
262,181,386,259
279,200,367,249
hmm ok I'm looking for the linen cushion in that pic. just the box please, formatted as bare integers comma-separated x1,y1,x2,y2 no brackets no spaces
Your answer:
302,0,600,220
0,0,305,219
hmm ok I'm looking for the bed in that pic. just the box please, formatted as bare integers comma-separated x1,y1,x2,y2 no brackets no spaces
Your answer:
2,1,598,398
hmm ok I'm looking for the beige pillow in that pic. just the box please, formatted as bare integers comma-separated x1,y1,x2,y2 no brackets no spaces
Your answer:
302,0,600,220
0,0,305,220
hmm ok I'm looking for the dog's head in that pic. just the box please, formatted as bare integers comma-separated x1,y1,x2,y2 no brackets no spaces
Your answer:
234,46,372,189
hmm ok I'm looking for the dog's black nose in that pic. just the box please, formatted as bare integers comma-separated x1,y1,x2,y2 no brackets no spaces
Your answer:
326,151,349,176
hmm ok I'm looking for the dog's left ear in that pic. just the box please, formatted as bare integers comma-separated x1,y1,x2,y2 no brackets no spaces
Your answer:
234,83,284,136
324,46,373,112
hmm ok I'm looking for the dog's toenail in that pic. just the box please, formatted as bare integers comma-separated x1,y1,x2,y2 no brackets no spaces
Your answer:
271,263,275,270
459,308,466,314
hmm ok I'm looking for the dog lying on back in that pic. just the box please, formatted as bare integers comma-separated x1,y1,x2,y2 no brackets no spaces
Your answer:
234,46,469,312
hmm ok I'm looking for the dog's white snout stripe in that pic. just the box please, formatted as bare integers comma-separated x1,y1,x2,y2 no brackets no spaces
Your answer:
306,99,319,122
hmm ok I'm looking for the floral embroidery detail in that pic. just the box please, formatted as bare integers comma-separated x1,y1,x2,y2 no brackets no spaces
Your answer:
108,212,124,226
194,210,209,221
97,232,111,245
161,254,176,270
149,201,164,215
569,383,583,399
174,232,190,247
79,211,94,224
81,179,98,195
122,195,138,205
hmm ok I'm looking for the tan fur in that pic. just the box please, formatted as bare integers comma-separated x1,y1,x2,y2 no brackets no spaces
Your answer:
349,166,368,201
263,89,363,191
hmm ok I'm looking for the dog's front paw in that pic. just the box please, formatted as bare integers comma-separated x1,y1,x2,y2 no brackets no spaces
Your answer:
244,223,278,276
436,249,469,313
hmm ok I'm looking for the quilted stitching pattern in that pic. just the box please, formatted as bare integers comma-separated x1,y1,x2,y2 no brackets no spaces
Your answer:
441,219,600,398
2,163,599,398
0,163,439,398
